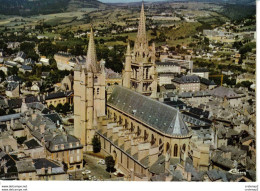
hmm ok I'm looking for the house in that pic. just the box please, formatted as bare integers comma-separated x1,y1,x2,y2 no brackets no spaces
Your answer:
191,68,209,79
0,149,18,180
6,82,20,97
45,133,83,171
33,158,68,180
61,75,73,91
19,65,32,73
40,57,50,66
156,62,181,86
44,91,73,107
30,82,41,92
13,51,26,63
23,138,44,159
16,160,37,180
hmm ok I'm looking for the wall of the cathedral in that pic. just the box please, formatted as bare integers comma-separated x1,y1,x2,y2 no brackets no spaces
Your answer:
106,106,191,159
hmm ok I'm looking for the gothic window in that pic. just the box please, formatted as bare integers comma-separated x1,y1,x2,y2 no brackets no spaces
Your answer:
137,126,141,136
144,130,148,141
151,134,155,146
166,142,170,153
174,144,178,157
131,122,134,132
119,116,122,124
183,144,186,152
124,119,128,128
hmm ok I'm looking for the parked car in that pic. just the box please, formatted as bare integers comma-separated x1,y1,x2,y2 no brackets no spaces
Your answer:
98,159,105,165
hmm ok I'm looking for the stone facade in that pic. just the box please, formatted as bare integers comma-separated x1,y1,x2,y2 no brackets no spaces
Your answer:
74,28,106,151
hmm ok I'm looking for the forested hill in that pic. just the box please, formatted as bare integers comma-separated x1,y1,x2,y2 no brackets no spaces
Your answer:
0,0,105,16
177,0,255,5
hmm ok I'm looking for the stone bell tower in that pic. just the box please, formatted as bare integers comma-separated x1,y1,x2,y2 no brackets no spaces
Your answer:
74,28,106,151
122,3,158,99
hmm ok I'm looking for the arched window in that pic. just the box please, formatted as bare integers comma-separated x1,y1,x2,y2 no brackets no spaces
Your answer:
182,144,186,152
166,142,170,152
114,82,118,85
97,88,100,95
131,122,134,132
144,130,148,141
174,144,178,157
119,116,122,124
137,126,141,136
151,134,155,145
114,113,117,121
124,119,128,128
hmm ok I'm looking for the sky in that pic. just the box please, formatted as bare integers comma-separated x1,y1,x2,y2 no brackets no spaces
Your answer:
99,0,167,3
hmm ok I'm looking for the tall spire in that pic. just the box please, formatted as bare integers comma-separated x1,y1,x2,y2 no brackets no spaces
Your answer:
126,41,131,56
86,28,99,72
137,2,146,40
134,2,149,58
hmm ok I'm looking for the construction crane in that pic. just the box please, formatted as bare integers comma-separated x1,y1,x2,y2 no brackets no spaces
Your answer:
209,74,224,86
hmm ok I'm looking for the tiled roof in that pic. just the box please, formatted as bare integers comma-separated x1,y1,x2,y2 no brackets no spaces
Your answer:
108,86,190,137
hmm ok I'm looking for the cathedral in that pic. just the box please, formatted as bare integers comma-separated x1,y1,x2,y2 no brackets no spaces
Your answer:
74,3,192,179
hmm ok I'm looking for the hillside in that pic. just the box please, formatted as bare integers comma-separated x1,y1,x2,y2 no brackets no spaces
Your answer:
0,0,106,16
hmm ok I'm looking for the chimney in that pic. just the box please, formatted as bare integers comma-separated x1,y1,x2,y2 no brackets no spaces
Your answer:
41,167,45,174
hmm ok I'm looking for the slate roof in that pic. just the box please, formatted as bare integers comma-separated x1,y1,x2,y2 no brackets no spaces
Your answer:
46,134,82,152
6,82,19,91
43,113,62,124
25,96,39,103
45,91,73,100
164,84,176,90
21,65,32,71
6,75,21,83
8,99,22,109
210,86,240,99
33,158,65,175
206,169,227,181
172,75,200,84
24,139,41,149
193,68,209,73
16,160,36,173
0,113,21,122
108,86,190,137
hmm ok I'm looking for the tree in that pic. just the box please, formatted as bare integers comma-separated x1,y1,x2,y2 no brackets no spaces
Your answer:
0,70,6,82
55,103,63,113
0,109,6,116
8,109,16,115
105,156,116,173
49,104,55,110
62,102,70,114
92,135,101,153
